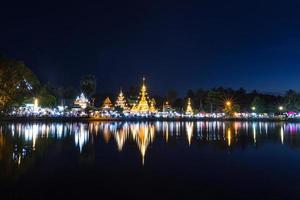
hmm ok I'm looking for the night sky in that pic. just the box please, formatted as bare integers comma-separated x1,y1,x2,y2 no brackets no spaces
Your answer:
1,0,300,95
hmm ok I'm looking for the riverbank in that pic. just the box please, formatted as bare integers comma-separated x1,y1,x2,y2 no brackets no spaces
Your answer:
0,116,298,122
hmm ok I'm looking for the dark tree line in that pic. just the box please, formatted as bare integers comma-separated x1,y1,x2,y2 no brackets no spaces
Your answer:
167,87,283,113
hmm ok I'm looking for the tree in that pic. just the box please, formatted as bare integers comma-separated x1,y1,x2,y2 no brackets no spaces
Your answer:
251,96,266,113
186,89,195,99
167,90,177,105
173,98,183,111
283,89,300,112
205,90,222,112
52,86,77,106
80,75,96,98
0,55,40,110
195,89,207,111
37,86,56,107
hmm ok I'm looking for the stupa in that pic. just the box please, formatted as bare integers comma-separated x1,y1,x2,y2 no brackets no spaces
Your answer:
185,98,194,115
131,78,153,114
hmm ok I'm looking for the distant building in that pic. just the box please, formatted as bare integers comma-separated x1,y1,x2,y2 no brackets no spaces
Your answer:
102,97,113,110
114,89,129,111
74,93,90,109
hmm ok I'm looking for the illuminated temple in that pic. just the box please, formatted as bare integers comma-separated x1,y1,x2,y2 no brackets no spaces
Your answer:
131,78,156,114
74,93,90,109
185,98,193,115
102,97,113,110
115,89,129,111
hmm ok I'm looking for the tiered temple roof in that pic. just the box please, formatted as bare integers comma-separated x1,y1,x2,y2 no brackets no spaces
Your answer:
115,89,129,111
185,98,193,115
102,97,113,110
131,78,156,113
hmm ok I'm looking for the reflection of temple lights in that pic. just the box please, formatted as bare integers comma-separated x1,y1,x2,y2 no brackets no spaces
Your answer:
136,124,152,165
102,124,112,143
74,124,89,152
4,121,300,168
186,122,194,146
114,124,129,151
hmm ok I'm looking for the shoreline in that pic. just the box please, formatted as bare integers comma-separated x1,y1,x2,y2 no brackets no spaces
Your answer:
0,116,297,123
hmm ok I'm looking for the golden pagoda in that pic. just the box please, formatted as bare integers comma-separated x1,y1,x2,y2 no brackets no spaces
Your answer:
131,78,152,113
115,89,128,111
102,97,113,110
185,98,193,115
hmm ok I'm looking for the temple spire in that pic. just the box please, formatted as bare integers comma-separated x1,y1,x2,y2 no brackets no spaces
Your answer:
131,77,152,113
115,88,128,111
185,98,193,115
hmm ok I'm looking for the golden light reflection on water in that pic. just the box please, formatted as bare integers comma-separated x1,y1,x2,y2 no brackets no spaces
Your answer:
1,121,300,167
227,128,231,147
186,122,193,146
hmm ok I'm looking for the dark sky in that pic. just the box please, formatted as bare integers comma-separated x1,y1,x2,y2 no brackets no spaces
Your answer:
1,0,300,95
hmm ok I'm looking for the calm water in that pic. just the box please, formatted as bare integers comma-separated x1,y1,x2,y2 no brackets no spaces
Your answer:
1,121,300,199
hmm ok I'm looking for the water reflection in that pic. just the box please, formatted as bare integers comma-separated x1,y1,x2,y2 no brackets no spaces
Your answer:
2,121,300,171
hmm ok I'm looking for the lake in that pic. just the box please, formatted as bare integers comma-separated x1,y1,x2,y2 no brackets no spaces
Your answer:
1,121,300,199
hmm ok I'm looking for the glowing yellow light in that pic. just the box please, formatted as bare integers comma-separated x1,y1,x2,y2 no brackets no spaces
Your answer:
251,106,256,111
226,101,231,107
278,106,283,111
34,98,38,108
227,128,231,146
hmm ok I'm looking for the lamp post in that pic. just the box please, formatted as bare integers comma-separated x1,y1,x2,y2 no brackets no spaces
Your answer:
224,101,232,117
278,106,284,118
